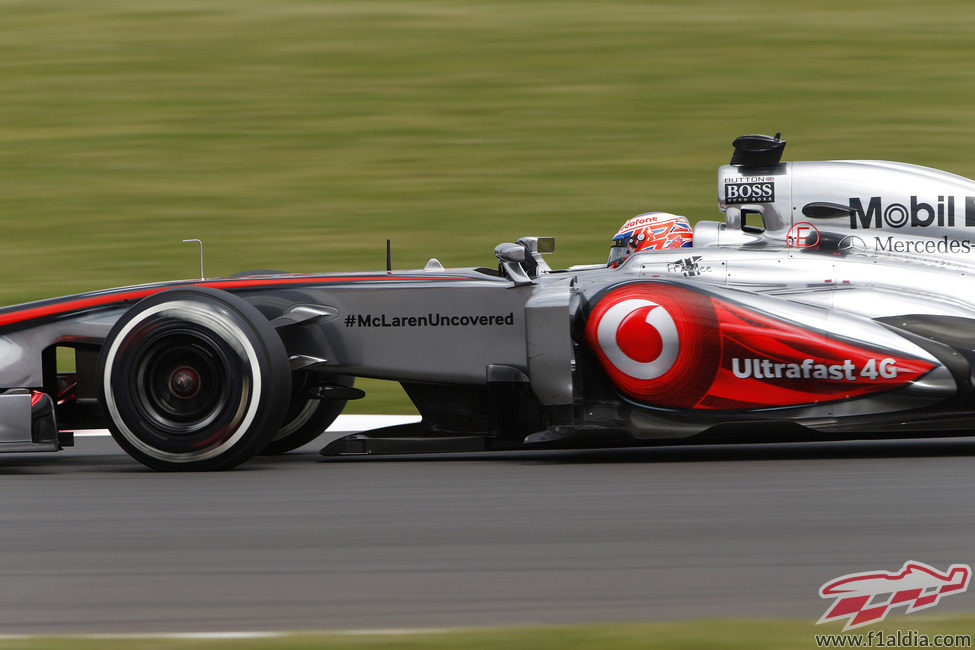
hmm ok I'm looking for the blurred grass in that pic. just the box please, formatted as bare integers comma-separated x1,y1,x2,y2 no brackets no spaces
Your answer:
1,616,974,650
4,0,975,412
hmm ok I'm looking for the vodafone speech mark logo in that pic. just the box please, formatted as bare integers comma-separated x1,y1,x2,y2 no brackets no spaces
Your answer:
585,284,721,408
818,561,971,631
595,299,679,379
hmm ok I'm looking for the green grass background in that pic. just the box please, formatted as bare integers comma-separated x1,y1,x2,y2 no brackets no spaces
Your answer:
1,616,974,650
3,0,975,413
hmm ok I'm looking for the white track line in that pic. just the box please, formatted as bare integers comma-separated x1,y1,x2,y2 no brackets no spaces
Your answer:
71,414,421,438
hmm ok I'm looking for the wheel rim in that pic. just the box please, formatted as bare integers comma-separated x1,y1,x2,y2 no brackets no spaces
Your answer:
136,330,232,432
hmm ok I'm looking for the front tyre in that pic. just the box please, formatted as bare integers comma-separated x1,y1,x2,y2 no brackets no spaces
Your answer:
261,373,353,455
98,287,290,471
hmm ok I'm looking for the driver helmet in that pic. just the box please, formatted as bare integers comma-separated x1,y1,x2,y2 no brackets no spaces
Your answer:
608,212,693,267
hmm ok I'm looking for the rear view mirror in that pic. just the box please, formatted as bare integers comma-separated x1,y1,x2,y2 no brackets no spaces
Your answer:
536,237,555,254
515,236,555,254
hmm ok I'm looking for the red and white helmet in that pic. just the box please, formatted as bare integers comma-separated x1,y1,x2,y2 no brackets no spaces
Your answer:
608,212,693,267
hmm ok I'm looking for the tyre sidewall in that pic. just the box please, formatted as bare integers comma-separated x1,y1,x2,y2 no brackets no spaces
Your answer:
99,287,290,470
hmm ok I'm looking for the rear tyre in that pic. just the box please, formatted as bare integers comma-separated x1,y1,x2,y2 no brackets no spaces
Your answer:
261,373,353,455
98,287,290,471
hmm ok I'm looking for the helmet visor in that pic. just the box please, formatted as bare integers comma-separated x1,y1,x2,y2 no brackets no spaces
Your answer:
608,238,631,266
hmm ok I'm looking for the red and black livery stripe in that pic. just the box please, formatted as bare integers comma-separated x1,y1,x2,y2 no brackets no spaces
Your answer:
0,272,480,331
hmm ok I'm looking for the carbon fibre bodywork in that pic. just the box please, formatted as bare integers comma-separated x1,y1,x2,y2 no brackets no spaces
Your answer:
5,134,975,468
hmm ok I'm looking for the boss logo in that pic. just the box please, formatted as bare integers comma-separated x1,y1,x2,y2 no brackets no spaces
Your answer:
725,181,775,204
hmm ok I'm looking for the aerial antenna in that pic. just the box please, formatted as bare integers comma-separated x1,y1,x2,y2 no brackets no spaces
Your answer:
386,238,392,274
182,238,205,281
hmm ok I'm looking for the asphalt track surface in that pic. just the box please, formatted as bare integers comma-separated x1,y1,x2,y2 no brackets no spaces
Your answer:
2,427,975,635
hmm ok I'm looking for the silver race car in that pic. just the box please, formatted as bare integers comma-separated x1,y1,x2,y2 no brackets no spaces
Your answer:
3,133,975,470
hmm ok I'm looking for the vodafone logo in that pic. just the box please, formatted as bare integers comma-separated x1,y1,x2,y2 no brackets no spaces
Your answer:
586,282,932,410
595,298,679,379
585,283,719,408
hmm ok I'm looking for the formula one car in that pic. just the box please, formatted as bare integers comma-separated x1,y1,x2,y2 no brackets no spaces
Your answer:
4,133,975,470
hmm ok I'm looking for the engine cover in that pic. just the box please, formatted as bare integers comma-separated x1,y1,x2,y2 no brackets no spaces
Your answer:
585,283,936,410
